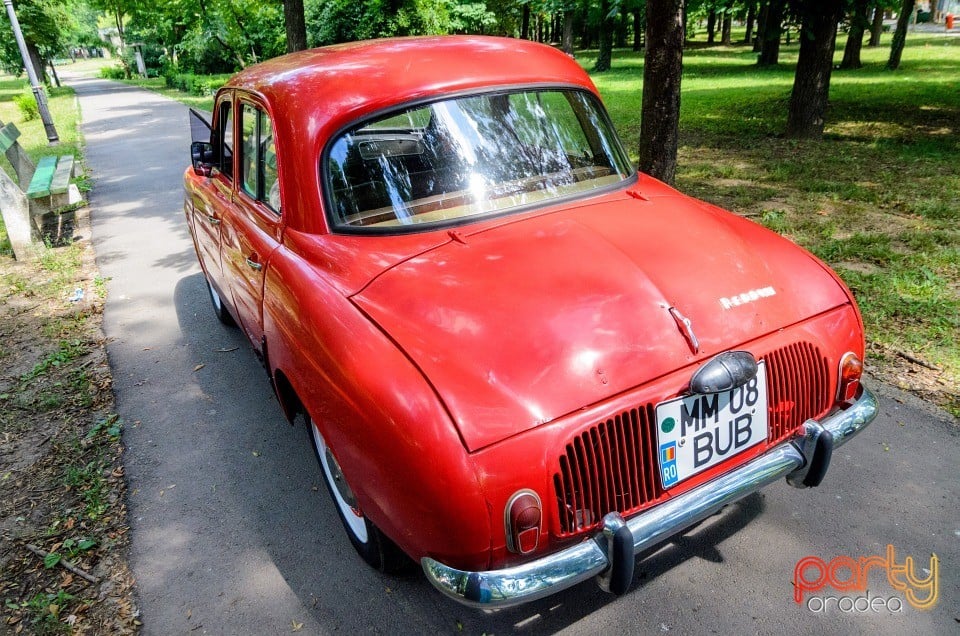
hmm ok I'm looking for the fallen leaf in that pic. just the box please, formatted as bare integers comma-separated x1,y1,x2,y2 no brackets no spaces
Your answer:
193,364,205,372
252,451,261,457
291,620,304,632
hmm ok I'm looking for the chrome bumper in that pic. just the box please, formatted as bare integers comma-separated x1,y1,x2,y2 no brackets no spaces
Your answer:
422,387,878,608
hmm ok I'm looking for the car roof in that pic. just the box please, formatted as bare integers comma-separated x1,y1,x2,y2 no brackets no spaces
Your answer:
225,36,599,136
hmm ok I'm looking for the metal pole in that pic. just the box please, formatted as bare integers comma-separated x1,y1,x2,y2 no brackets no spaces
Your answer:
3,0,59,144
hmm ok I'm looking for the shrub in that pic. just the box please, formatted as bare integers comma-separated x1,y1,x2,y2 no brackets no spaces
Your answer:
13,94,38,121
99,65,128,80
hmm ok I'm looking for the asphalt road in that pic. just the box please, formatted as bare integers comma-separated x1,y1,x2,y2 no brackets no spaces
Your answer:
70,73,960,635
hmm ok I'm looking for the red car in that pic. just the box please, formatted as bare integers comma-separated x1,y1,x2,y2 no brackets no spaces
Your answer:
184,36,878,607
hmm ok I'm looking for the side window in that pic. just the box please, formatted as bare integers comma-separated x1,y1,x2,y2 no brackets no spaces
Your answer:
261,116,280,213
238,102,281,214
218,99,234,180
240,103,258,198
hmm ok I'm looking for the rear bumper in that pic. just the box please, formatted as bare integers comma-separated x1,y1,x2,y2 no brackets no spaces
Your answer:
422,386,878,608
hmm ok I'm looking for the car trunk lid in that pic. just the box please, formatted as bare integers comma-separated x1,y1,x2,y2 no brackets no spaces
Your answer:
352,193,848,451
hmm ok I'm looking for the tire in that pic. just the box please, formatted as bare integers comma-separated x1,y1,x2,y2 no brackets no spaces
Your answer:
305,414,413,573
206,277,235,326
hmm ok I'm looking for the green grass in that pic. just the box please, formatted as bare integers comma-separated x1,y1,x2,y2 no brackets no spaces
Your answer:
585,33,959,415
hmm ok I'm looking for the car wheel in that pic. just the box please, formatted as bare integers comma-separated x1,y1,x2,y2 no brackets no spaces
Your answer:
305,414,412,573
206,277,235,326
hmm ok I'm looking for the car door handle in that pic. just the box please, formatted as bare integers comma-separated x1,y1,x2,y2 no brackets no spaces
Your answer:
205,214,221,226
245,257,262,271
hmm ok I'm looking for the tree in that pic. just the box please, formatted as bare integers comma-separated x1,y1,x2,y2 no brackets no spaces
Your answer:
283,0,307,52
88,0,139,48
887,0,914,69
786,0,843,138
757,0,785,65
638,0,684,184
868,3,884,45
593,0,614,71
839,0,869,69
743,0,757,42
720,1,732,44
0,0,71,81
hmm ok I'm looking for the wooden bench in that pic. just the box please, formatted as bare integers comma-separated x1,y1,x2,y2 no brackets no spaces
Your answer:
0,120,82,259
26,154,75,202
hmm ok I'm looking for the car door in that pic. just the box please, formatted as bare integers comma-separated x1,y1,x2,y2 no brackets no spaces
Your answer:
190,94,235,295
220,99,282,350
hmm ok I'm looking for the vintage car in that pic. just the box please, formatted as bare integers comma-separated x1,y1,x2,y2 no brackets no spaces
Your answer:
184,35,878,607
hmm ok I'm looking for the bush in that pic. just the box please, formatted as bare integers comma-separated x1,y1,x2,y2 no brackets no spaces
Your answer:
13,94,38,121
163,71,229,97
99,65,128,80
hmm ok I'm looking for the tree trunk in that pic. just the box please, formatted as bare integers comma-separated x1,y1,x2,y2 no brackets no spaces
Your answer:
25,41,46,86
707,10,717,43
839,0,869,69
786,2,842,138
48,61,61,88
594,0,614,71
887,0,915,69
521,3,531,39
869,5,884,46
562,11,575,53
721,12,732,44
580,0,592,48
617,5,629,48
745,1,757,43
633,8,644,50
638,0,684,184
283,0,307,53
757,0,785,65
754,1,768,51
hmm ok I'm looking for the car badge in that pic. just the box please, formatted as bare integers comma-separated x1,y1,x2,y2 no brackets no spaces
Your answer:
668,306,700,354
719,286,776,310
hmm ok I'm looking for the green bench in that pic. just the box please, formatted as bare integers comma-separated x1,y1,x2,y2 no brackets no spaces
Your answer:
25,154,75,200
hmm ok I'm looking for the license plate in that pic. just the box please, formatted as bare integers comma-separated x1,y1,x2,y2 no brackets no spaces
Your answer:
656,361,768,489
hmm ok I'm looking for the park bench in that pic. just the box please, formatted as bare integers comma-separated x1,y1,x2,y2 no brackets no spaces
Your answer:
0,120,82,259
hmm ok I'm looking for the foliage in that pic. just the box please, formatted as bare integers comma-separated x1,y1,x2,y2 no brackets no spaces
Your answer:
0,0,71,76
163,70,230,97
99,64,128,79
13,93,39,120
305,0,453,46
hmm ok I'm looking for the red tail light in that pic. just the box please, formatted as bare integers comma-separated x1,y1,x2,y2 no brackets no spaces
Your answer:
838,352,863,403
505,490,541,555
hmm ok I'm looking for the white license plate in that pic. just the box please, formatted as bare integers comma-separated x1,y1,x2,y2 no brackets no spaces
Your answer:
656,361,768,489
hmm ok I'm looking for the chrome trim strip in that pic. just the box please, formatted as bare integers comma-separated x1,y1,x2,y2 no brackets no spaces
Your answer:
421,387,878,608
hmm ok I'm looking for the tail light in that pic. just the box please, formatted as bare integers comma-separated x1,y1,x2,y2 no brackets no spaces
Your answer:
838,352,863,403
505,490,541,555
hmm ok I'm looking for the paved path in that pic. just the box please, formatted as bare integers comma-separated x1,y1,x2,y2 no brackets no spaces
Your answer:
70,73,959,635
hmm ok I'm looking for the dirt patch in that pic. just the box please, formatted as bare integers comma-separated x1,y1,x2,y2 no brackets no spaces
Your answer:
0,213,138,634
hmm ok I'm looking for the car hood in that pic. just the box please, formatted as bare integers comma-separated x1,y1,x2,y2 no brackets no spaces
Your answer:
352,192,849,451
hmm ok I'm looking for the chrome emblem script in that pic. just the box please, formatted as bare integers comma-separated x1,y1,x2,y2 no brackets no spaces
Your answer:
719,286,776,310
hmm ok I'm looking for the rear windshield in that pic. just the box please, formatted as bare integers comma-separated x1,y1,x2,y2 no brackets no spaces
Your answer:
324,89,633,232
